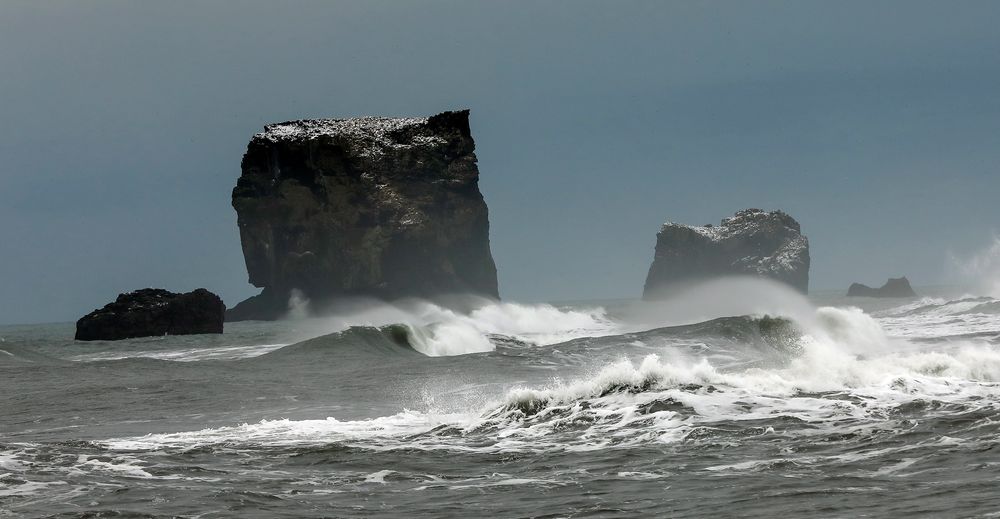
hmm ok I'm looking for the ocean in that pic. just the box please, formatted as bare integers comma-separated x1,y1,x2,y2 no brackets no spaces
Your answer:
2,279,999,518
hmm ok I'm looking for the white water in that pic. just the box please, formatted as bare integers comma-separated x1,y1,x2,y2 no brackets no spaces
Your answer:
621,277,817,330
283,277,816,357
283,298,618,356
102,291,1000,454
70,343,289,362
874,296,1000,339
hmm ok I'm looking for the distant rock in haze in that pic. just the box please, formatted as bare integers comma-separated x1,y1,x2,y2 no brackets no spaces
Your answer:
643,208,810,299
847,277,918,298
75,289,225,341
228,109,499,321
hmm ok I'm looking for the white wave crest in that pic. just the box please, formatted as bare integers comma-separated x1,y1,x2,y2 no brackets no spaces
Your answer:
103,305,1000,454
872,294,1000,340
102,410,466,451
289,299,617,356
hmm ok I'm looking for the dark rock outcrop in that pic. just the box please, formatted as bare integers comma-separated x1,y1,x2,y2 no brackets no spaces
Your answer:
643,209,810,299
75,289,225,341
847,277,917,298
228,109,499,321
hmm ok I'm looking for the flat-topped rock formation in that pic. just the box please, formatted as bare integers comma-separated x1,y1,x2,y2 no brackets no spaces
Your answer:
643,208,810,299
228,109,499,321
75,288,225,341
847,277,917,298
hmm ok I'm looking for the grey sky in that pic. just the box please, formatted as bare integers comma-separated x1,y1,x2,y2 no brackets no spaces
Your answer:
2,1,999,324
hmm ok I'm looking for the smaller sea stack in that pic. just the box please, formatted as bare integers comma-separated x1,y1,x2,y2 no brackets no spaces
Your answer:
847,277,917,298
643,208,810,299
75,288,225,341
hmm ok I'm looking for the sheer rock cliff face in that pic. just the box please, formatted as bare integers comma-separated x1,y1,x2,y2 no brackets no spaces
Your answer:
847,277,917,298
75,288,225,341
228,110,499,321
642,209,810,299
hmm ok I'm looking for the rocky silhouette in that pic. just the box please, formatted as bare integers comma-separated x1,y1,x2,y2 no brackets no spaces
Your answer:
643,208,810,299
847,277,917,297
75,288,225,341
228,110,498,320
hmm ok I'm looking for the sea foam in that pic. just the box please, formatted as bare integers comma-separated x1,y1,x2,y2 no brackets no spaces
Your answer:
284,298,617,356
101,298,1000,454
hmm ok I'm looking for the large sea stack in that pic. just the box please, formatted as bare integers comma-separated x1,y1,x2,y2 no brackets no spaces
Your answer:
228,109,499,321
643,208,810,299
75,288,225,341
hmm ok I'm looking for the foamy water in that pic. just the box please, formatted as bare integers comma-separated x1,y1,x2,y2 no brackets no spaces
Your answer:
96,302,1000,454
3,281,1000,517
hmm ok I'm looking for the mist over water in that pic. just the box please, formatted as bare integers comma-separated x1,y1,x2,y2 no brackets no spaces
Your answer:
274,295,617,356
950,235,1000,298
279,277,814,357
4,276,1000,516
620,277,817,329
3,1,999,514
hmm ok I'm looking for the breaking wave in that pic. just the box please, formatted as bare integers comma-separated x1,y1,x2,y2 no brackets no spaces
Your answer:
0,344,66,365
102,303,1000,454
280,299,617,356
8,280,1000,517
874,295,1000,341
273,278,819,358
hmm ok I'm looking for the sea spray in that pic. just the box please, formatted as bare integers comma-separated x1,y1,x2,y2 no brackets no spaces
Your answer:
285,289,311,320
101,301,1000,452
620,276,817,331
274,298,617,356
949,235,1000,298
